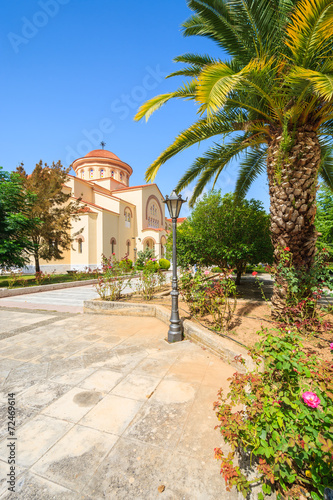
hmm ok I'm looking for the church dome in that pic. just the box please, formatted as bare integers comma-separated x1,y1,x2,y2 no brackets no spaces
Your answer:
72,147,133,186
85,149,120,161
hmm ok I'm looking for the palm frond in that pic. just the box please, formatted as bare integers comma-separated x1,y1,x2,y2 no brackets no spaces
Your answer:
319,139,333,189
285,0,333,66
183,1,251,59
134,81,196,122
145,110,248,181
289,66,333,102
235,146,267,199
175,133,266,205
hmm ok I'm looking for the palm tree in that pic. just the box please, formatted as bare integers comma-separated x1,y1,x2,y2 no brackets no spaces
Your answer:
135,0,333,313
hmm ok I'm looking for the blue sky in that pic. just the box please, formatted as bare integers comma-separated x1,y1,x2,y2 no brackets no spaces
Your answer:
0,0,270,216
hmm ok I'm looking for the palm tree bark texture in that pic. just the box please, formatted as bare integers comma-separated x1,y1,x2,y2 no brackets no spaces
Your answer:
267,125,321,311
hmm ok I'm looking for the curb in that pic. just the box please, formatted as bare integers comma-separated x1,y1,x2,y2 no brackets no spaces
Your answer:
0,279,98,298
83,299,254,372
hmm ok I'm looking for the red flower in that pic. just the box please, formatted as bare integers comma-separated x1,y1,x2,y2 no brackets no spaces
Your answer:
252,271,258,276
284,247,290,251
112,252,115,256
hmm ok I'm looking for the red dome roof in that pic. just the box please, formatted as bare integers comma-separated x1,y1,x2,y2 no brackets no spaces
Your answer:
85,149,120,161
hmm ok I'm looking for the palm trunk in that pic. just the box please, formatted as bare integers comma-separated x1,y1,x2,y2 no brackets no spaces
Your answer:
267,125,321,316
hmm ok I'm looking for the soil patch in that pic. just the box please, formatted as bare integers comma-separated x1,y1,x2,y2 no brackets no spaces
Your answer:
117,274,333,363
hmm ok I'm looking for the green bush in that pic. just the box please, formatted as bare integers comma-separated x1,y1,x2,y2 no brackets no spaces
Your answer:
119,258,133,272
211,266,223,272
144,259,159,272
159,258,170,270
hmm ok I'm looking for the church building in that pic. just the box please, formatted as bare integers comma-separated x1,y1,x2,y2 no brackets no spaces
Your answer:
35,148,168,273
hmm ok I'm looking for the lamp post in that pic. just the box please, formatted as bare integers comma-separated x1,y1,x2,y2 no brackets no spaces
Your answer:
163,190,186,343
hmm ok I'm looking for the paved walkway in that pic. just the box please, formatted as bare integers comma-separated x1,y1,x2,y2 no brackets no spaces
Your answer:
0,285,99,313
0,307,240,499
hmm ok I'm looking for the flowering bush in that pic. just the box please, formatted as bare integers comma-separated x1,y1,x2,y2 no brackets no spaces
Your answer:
136,267,166,300
272,247,333,320
214,328,333,500
179,267,237,330
95,254,133,300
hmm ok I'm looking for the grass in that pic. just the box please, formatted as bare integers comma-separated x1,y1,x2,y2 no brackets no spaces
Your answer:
0,273,99,289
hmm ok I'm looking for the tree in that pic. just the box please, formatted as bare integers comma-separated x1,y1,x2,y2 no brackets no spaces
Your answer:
0,168,39,269
315,186,333,258
135,0,333,314
167,191,273,283
16,161,82,273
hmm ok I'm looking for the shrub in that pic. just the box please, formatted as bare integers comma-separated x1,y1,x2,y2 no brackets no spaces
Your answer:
212,266,223,272
136,267,166,300
136,249,154,267
144,259,159,272
119,258,133,272
179,267,237,329
95,254,132,301
214,328,333,500
159,258,171,270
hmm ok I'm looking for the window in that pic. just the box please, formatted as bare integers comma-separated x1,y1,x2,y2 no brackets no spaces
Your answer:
111,171,114,178
120,173,123,181
89,169,94,178
110,238,116,255
81,171,85,179
126,240,130,256
125,209,131,228
100,169,104,178
78,239,83,254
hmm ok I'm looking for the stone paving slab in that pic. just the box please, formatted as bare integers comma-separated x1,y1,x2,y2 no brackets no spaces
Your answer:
0,307,246,499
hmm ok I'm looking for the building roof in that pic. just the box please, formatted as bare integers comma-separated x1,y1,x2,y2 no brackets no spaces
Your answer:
165,217,187,223
85,149,120,161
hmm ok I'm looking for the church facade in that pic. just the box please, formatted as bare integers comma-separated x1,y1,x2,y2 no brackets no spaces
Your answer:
33,148,168,273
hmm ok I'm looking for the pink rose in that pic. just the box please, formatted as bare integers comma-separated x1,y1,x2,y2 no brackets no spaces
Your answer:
252,271,258,276
302,391,320,408
330,343,333,350
204,270,210,275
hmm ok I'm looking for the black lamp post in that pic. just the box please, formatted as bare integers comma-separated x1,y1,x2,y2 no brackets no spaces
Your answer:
163,190,186,343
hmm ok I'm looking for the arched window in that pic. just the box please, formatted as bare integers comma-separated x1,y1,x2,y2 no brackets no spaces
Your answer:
100,169,104,178
111,171,114,178
89,169,94,179
81,171,85,179
146,196,162,229
120,172,123,181
110,238,116,255
124,208,132,228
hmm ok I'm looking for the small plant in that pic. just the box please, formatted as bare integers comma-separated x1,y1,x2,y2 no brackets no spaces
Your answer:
214,328,333,500
159,258,171,270
179,267,237,329
95,254,132,301
136,249,155,268
206,271,237,330
34,271,50,286
136,264,166,300
7,271,26,288
268,247,333,332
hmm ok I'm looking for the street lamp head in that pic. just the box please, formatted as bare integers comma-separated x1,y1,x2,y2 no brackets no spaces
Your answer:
164,190,187,219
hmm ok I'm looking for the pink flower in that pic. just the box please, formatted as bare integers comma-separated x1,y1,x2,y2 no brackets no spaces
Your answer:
112,252,115,256
252,271,258,276
302,391,320,408
330,343,333,350
284,247,290,251
204,270,210,275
